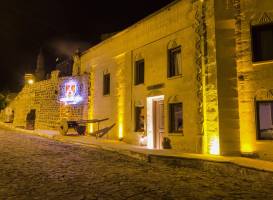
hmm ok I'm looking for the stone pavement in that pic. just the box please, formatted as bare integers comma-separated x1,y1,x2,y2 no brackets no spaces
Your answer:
53,135,273,174
2,122,273,174
1,128,273,200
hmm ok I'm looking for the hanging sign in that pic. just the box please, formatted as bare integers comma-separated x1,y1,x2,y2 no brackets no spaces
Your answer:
60,80,83,105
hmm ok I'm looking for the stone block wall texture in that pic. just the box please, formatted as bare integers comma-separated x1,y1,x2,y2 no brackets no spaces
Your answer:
8,72,89,130
79,0,273,157
203,0,273,157
214,0,241,155
235,0,273,160
80,0,202,153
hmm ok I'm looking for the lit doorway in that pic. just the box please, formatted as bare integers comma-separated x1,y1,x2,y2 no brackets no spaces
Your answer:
147,95,164,149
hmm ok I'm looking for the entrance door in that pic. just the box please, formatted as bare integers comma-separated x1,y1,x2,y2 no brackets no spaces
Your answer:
26,109,36,130
153,100,164,149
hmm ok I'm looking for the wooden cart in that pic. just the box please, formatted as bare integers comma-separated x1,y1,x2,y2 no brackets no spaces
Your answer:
59,118,115,137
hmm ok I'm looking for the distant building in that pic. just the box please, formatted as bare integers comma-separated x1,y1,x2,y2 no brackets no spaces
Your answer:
35,49,45,81
56,58,73,77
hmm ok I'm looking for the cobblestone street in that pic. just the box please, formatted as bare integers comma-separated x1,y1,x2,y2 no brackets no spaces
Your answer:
0,129,273,200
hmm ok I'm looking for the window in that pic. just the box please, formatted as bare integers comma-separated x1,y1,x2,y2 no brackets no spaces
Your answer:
135,59,144,85
135,106,144,132
256,101,273,140
169,103,183,133
168,46,182,77
103,73,110,95
252,23,273,62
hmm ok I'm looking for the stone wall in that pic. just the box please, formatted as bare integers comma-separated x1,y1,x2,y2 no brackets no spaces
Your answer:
7,71,89,130
235,0,273,160
80,0,202,153
213,0,241,155
78,0,273,157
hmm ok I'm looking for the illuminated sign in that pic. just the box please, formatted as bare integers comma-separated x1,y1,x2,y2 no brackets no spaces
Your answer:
60,80,83,105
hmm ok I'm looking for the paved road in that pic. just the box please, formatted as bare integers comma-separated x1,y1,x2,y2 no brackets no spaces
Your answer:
0,129,273,200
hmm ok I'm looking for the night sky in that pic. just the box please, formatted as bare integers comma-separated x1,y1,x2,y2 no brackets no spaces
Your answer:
0,0,175,92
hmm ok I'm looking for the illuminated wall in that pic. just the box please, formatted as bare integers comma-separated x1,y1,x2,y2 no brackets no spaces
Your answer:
214,0,241,155
9,71,60,129
235,0,273,160
196,0,221,155
8,71,89,130
80,0,201,152
88,65,95,133
114,53,126,139
78,0,273,158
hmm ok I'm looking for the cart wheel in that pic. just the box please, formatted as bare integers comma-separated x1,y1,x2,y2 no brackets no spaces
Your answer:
59,119,68,135
76,125,86,135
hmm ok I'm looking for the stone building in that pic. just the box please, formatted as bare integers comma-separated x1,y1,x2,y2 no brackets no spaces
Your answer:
5,0,273,160
9,70,89,130
77,0,273,159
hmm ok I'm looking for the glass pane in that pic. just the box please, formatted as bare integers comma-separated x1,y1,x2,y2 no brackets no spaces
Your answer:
174,104,183,132
260,29,273,61
169,103,183,133
258,102,273,139
135,107,144,132
139,62,144,83
252,24,273,62
168,47,181,77
135,60,144,85
103,74,110,95
174,51,181,75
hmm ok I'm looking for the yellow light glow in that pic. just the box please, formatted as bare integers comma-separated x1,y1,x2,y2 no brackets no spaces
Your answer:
88,71,95,134
118,122,123,139
241,143,253,154
117,97,124,139
28,79,34,84
117,87,124,139
238,106,256,156
209,137,220,155
89,123,94,133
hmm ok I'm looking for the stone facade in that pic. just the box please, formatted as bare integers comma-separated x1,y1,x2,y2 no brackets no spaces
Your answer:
79,0,273,158
8,71,89,130
4,0,273,159
81,0,201,152
235,0,273,160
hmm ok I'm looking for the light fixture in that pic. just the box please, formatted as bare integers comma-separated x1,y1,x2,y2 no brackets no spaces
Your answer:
28,79,34,84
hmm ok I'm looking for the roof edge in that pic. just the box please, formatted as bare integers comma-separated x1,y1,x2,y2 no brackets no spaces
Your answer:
82,0,182,55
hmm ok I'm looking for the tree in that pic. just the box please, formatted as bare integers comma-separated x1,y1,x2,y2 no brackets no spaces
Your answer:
0,93,7,110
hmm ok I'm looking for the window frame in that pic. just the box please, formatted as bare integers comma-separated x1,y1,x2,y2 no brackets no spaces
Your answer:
167,46,182,78
251,23,273,63
135,59,145,85
256,100,273,140
103,73,110,96
168,102,183,134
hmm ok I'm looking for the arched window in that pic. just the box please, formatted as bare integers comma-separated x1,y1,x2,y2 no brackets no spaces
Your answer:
167,40,182,77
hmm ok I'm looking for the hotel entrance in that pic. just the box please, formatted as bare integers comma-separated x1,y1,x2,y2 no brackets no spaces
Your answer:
147,95,164,149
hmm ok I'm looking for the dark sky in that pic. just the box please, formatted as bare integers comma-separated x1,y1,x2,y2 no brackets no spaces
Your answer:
0,0,175,92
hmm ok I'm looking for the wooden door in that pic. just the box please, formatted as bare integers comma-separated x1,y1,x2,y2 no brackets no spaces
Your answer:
153,100,164,149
